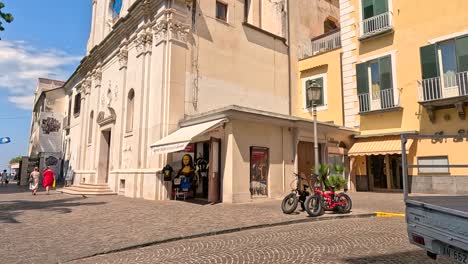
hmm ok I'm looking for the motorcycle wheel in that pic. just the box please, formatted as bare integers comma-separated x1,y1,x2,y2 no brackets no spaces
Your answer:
336,193,352,214
281,193,298,214
305,194,325,217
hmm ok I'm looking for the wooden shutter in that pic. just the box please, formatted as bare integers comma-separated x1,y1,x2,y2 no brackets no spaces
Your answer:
316,77,324,106
420,44,439,79
379,55,393,90
356,62,369,94
456,35,468,72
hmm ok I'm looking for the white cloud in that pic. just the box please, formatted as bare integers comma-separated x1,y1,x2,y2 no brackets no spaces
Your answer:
7,95,35,110
0,40,81,110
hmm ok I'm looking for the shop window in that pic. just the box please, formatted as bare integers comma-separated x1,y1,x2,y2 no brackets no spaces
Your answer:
250,147,269,198
73,93,81,116
417,156,449,174
216,1,228,22
126,89,134,133
88,111,94,144
303,73,327,110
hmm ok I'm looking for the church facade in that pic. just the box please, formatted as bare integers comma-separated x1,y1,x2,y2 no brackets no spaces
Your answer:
63,0,353,203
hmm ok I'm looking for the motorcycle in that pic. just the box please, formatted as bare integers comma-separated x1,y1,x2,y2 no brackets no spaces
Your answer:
281,173,312,214
304,173,352,217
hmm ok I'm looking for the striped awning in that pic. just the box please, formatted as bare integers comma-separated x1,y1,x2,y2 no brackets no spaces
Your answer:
348,136,413,156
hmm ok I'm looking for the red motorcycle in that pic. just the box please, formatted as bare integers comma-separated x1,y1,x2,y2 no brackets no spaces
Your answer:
304,173,352,217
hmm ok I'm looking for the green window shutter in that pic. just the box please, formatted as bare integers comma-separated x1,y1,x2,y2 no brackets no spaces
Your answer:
316,77,324,106
456,35,468,72
379,55,393,90
362,0,374,19
356,62,369,94
420,44,439,79
373,0,388,16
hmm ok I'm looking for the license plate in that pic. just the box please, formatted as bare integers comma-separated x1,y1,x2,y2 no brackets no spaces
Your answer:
442,245,468,264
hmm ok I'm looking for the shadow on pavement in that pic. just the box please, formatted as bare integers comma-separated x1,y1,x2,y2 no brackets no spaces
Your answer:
344,250,448,263
0,197,107,224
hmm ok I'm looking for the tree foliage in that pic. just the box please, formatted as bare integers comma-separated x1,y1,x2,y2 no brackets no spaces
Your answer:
9,156,21,164
0,2,14,33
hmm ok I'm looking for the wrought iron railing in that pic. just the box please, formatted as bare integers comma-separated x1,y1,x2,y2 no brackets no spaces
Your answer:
299,30,341,59
419,71,468,102
358,88,399,113
359,12,393,38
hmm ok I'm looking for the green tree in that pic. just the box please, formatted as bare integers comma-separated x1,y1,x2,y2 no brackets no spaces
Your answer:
9,156,21,164
0,2,13,34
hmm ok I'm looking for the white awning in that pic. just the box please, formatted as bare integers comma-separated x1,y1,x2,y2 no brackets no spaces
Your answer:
150,119,227,154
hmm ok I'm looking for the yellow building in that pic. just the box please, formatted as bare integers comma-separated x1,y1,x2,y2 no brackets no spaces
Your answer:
296,0,468,193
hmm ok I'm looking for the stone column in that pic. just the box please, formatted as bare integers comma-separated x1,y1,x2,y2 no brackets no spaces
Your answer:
117,43,128,169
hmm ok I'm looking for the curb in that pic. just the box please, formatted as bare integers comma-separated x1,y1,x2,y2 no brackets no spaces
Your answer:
375,212,405,217
64,212,376,263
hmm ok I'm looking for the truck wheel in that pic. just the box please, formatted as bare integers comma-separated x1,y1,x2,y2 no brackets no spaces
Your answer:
305,194,324,217
281,193,298,214
426,251,437,260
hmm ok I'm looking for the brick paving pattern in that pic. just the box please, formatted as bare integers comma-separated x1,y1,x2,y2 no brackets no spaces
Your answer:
70,218,454,264
0,184,404,264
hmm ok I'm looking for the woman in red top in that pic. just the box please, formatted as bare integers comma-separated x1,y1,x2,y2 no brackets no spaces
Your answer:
42,166,55,195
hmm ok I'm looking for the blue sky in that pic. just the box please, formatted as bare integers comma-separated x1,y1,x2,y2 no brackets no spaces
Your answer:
0,0,91,168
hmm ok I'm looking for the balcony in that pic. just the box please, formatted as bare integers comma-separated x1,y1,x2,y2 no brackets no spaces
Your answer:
299,30,341,59
358,88,400,113
418,71,468,122
359,12,393,40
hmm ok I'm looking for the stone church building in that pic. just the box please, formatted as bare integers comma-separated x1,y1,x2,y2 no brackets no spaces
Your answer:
62,0,353,203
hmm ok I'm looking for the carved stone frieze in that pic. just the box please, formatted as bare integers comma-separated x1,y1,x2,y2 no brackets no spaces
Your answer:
97,108,117,126
153,18,190,45
81,78,92,95
92,70,102,87
118,48,128,69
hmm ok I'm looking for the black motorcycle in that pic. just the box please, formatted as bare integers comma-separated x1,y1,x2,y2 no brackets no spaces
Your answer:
281,173,312,214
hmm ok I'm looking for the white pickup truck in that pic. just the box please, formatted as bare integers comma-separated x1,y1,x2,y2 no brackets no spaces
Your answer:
402,134,468,263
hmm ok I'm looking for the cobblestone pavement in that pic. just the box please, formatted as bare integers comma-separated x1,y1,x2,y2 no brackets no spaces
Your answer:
0,184,403,264
70,217,454,264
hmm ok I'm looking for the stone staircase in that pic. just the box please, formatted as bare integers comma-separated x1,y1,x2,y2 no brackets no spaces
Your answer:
57,183,116,196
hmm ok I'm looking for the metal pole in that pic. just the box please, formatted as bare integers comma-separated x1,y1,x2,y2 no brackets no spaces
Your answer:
401,134,408,201
313,104,319,175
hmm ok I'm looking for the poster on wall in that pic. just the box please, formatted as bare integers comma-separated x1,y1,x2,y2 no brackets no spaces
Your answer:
250,147,269,198
39,112,63,153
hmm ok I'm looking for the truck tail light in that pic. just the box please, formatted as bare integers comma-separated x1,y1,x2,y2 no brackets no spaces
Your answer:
412,234,425,246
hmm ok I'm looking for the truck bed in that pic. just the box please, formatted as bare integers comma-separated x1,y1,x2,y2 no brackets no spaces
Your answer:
407,196,468,217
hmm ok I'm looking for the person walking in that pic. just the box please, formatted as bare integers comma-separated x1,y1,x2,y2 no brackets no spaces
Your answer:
29,167,40,195
42,166,55,195
1,170,8,186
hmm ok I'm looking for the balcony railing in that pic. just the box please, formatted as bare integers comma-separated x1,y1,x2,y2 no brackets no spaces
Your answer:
299,30,341,59
358,88,399,113
359,12,393,39
419,71,468,102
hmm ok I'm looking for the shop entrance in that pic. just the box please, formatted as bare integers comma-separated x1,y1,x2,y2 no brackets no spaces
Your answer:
367,154,402,191
172,137,221,203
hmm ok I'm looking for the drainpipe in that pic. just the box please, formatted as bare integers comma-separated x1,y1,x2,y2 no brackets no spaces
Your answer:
286,0,292,116
340,51,345,127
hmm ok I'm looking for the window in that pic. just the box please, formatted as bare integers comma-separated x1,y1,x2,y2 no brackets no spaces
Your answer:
88,111,94,144
417,156,449,174
324,17,338,34
420,35,468,100
111,0,123,19
362,0,388,20
360,0,391,37
216,1,228,22
303,74,327,110
73,93,81,116
356,55,395,112
126,89,135,133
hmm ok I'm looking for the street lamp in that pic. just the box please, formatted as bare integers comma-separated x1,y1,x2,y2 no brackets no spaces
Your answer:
306,80,322,175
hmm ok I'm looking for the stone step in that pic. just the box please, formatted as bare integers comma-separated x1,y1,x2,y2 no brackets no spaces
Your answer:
80,183,109,187
64,187,113,193
73,184,110,190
